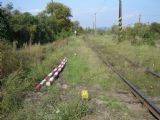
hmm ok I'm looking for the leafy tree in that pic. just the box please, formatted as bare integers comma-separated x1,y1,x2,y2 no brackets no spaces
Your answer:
73,21,80,30
0,3,12,39
0,1,82,47
46,2,72,32
28,24,37,46
150,22,160,34
36,12,53,43
72,21,83,33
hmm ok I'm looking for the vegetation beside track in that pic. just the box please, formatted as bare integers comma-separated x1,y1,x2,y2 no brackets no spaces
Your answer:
1,34,158,120
83,33,160,103
1,38,70,119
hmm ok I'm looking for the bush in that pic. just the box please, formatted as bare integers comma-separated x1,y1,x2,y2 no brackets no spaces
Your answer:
1,38,69,119
111,23,160,46
1,41,50,117
1,40,30,79
1,70,27,114
150,22,160,34
55,30,73,40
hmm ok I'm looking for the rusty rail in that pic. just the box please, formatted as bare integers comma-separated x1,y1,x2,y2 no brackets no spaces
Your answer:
101,46,160,78
89,45,160,119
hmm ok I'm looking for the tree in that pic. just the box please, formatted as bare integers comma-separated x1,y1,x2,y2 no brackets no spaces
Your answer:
12,9,20,15
73,21,80,30
46,2,72,18
36,12,54,43
72,21,83,33
0,3,12,39
46,2,72,32
1,1,81,47
150,22,160,34
28,24,37,46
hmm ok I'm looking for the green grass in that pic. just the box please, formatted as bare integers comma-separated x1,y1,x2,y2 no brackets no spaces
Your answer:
1,38,70,119
3,34,150,120
87,33,160,72
84,33,160,98
9,85,92,120
63,37,125,90
2,37,95,120
54,101,92,120
99,95,128,112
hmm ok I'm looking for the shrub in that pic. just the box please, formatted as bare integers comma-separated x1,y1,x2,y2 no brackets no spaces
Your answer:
111,23,160,46
54,101,92,120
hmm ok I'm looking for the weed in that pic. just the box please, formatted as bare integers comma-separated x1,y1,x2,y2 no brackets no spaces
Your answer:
99,95,128,112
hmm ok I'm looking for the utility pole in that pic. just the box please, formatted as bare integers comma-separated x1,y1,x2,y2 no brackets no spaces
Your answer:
94,13,97,34
51,0,53,16
139,14,141,23
93,21,95,34
93,21,94,30
51,0,54,38
118,0,122,41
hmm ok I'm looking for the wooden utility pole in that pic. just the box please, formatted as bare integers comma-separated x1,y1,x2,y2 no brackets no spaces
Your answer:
93,21,95,34
139,14,141,23
94,13,97,34
93,21,94,30
118,0,122,41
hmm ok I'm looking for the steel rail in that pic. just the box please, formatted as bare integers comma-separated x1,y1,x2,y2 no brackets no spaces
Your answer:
90,45,160,120
123,56,160,78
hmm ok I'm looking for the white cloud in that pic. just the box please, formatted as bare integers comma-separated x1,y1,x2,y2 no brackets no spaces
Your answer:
73,9,94,15
123,12,138,20
124,14,135,20
22,8,42,14
73,6,117,17
28,8,42,13
98,7,116,13
98,7,107,13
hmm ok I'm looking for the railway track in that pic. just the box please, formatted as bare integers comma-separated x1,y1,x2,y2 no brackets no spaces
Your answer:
97,45,160,79
111,50,160,78
87,44,160,119
123,57,160,78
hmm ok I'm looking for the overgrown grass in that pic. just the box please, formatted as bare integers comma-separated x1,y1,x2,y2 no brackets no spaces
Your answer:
86,33,160,72
99,95,128,112
9,85,92,120
1,36,96,120
84,33,160,98
63,37,125,90
2,34,146,120
1,39,69,119
54,101,92,120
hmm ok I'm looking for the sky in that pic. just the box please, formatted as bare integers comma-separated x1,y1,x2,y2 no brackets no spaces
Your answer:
1,0,160,28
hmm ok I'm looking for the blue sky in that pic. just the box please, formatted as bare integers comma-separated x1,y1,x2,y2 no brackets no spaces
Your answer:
1,0,160,28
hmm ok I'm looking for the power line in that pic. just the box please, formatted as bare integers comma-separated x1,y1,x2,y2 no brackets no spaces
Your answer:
91,0,107,31
95,0,107,13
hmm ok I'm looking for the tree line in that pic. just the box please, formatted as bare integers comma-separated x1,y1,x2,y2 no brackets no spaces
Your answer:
0,2,83,47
